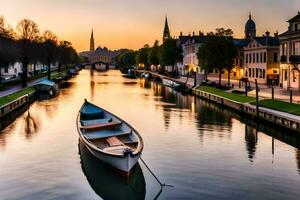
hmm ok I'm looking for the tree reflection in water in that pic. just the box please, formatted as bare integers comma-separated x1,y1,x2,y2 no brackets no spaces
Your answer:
0,102,32,148
22,109,40,139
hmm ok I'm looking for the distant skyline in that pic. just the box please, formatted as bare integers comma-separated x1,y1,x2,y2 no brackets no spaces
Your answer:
0,0,299,51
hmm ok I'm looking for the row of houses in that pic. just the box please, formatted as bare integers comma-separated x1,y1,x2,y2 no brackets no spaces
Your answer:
0,62,58,81
164,12,300,91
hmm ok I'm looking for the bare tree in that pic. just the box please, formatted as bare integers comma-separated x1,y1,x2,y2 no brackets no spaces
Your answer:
42,30,57,80
16,19,40,87
17,19,40,41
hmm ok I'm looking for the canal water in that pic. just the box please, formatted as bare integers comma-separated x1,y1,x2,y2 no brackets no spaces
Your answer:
0,70,299,200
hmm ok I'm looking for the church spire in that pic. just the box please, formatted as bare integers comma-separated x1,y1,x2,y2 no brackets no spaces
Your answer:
90,29,95,51
163,15,171,43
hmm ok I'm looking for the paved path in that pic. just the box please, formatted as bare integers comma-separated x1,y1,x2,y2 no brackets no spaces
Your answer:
0,77,46,97
207,76,300,104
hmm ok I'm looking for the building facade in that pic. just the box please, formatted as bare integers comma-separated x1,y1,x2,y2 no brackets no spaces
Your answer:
79,30,120,65
243,34,280,84
279,12,300,91
182,34,207,75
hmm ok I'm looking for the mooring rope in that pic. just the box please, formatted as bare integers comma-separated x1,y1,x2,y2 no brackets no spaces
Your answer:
140,156,174,199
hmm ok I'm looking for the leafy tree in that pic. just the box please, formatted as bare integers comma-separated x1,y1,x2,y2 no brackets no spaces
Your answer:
158,39,182,73
17,19,40,87
116,51,136,73
198,28,237,86
135,44,150,69
148,40,160,67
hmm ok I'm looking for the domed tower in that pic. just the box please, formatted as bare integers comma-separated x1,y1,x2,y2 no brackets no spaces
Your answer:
245,13,256,39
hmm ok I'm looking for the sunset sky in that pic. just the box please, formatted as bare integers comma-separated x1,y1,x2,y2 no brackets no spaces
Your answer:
0,0,299,52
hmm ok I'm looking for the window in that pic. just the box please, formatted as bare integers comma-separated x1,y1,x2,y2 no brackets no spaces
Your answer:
249,53,252,63
284,70,288,81
260,52,263,62
293,71,296,82
263,52,267,62
245,54,248,63
273,52,278,62
259,69,262,78
281,43,287,56
263,69,265,79
293,42,300,56
253,53,256,63
295,24,298,31
249,68,252,77
256,53,259,63
256,68,258,78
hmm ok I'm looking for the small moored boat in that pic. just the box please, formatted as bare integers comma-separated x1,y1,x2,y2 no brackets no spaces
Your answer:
77,100,144,174
34,80,57,95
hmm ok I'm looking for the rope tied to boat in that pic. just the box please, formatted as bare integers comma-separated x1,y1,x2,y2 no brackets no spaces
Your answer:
140,156,174,199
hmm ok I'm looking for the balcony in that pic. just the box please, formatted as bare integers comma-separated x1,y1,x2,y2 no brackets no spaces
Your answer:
289,55,300,64
280,55,287,63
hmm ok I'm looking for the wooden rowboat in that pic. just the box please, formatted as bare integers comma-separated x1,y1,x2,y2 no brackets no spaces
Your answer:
78,140,146,200
76,100,144,175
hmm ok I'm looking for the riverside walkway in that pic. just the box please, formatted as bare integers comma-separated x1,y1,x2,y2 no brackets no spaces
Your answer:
207,76,300,104
0,77,46,98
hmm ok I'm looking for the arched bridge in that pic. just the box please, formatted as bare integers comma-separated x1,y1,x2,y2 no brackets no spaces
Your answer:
79,61,115,71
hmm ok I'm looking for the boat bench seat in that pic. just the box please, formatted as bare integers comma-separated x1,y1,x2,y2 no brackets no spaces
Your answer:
84,129,131,140
81,118,112,126
106,137,124,147
81,122,121,131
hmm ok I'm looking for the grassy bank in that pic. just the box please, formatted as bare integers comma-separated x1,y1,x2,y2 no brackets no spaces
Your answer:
252,99,300,116
0,87,36,107
196,86,256,103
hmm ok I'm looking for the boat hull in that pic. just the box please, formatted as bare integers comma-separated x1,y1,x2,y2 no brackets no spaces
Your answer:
82,138,141,173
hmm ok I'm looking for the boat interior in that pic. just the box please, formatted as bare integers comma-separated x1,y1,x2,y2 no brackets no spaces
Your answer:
79,103,139,155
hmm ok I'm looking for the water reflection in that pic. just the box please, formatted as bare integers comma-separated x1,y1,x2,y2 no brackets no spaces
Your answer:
0,70,299,200
140,80,195,131
90,80,95,101
78,140,146,200
296,149,300,174
245,124,258,163
0,104,41,148
22,109,40,139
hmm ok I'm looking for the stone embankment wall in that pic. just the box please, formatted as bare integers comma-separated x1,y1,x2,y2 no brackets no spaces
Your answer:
192,89,300,133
